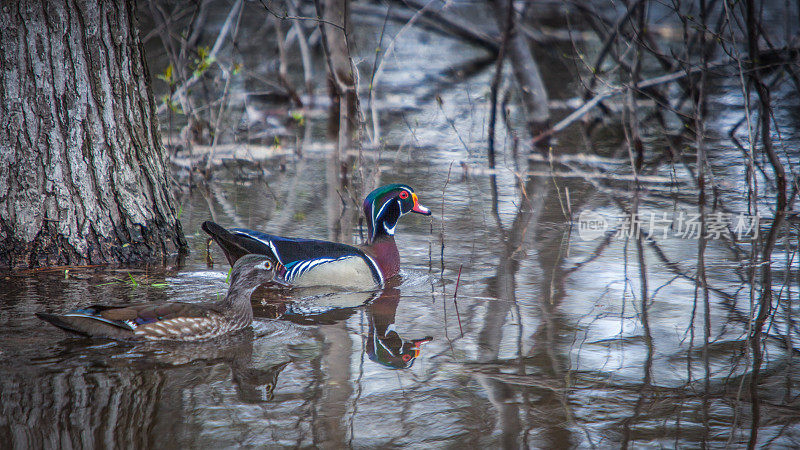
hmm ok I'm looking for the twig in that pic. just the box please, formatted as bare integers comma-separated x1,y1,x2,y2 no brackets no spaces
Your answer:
142,3,196,44
156,0,244,115
582,0,648,100
440,161,453,276
285,0,315,97
367,2,392,144
436,97,470,154
440,162,456,353
204,2,244,173
370,0,439,105
487,0,514,168
272,14,303,106
453,264,464,338
258,0,345,31
532,56,737,144
745,1,788,447
380,0,499,52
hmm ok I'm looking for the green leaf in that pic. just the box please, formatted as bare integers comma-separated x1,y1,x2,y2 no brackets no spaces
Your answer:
156,63,174,84
290,111,305,126
197,46,210,61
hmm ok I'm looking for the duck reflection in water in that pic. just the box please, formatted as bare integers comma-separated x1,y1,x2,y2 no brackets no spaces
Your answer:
367,286,432,369
255,283,432,369
139,330,293,403
23,326,295,432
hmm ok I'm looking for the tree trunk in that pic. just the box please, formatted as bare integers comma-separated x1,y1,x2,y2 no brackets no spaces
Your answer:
318,0,357,141
489,0,550,136
0,0,187,269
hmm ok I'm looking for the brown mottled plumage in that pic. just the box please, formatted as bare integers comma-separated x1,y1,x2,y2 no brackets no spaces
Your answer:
36,254,284,341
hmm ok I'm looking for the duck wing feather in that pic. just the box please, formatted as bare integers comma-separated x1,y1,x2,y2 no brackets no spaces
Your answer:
202,221,382,286
36,302,222,340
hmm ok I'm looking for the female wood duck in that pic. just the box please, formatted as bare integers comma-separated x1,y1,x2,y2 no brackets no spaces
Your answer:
202,184,431,290
36,254,285,341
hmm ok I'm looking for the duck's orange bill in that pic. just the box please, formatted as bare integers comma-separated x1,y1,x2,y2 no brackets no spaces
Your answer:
412,336,433,357
411,193,431,215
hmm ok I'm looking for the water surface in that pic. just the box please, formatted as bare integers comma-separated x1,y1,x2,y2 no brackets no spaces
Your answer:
2,3,800,448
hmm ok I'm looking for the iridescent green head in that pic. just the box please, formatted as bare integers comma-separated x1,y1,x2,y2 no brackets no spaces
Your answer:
363,184,431,242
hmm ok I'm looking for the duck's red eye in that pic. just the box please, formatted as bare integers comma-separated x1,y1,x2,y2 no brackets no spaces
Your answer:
402,354,412,361
399,191,409,199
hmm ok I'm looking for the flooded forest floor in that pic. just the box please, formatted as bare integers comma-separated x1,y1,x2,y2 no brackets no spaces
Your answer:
2,0,800,447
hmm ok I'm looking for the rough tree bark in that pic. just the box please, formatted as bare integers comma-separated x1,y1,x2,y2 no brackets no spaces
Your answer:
0,0,187,269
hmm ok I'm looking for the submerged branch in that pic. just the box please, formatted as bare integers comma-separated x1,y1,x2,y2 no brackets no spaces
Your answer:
386,0,499,52
533,57,737,144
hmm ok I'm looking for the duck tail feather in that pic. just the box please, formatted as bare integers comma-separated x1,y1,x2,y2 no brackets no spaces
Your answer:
202,220,258,266
36,312,134,339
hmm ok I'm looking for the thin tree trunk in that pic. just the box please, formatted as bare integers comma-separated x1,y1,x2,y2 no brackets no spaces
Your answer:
489,0,550,138
317,0,356,141
0,0,187,269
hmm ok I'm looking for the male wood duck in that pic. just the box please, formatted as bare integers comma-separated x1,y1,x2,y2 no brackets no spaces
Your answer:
202,184,431,290
36,254,285,341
